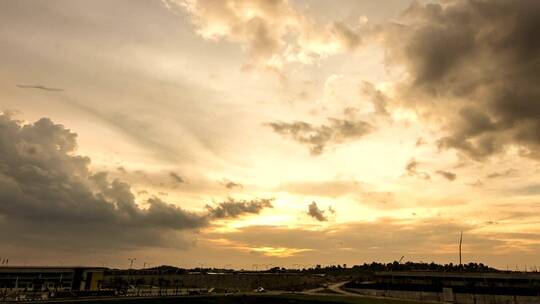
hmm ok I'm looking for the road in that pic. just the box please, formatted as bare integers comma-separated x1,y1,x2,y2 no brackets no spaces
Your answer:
303,281,363,297
326,281,360,296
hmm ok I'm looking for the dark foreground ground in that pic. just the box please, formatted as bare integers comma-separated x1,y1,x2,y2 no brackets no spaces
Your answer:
23,294,424,304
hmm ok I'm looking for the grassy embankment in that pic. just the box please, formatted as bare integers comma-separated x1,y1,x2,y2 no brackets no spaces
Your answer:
37,294,427,304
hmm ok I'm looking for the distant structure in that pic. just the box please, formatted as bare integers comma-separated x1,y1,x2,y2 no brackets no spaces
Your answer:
349,271,540,303
0,266,105,292
128,258,136,269
459,231,463,265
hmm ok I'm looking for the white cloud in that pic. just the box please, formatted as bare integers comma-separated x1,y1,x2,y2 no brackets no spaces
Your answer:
164,0,368,70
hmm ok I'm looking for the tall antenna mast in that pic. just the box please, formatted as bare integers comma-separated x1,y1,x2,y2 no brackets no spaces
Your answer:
459,230,463,265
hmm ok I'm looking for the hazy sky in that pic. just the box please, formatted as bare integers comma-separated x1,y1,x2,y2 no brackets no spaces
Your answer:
1,0,540,270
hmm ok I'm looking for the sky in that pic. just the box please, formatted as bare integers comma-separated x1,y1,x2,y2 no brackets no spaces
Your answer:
1,0,540,270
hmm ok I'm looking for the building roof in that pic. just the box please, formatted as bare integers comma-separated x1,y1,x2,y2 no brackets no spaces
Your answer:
376,271,540,280
0,266,107,273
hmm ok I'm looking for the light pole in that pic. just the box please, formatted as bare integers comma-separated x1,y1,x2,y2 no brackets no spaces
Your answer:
128,258,136,269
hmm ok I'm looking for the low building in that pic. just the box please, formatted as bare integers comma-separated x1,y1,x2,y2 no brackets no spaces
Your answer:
101,270,326,292
372,271,540,295
346,271,540,303
0,266,106,292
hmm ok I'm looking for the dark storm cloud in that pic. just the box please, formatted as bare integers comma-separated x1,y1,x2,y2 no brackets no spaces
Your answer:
0,113,271,251
169,172,185,184
384,0,540,159
206,198,273,219
307,201,328,221
266,117,373,155
436,170,457,181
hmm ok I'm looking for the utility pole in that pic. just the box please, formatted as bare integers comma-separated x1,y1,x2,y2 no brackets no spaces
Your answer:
459,230,463,265
128,258,136,269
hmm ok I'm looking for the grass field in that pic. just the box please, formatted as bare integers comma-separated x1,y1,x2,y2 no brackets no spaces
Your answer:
260,294,426,304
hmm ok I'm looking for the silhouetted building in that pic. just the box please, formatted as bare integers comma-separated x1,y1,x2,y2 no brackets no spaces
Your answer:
372,271,540,295
0,266,105,292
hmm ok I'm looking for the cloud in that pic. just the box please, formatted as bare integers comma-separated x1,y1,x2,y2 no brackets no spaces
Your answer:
16,84,63,92
436,170,457,181
383,0,540,160
278,179,394,209
206,198,273,219
405,158,430,180
486,169,518,179
328,206,336,214
307,201,329,221
203,237,312,258
169,172,185,184
415,137,427,147
360,81,390,116
164,0,368,70
204,217,530,263
323,74,344,97
467,179,484,187
360,191,395,206
279,180,363,198
266,117,373,155
513,184,540,196
0,113,270,252
221,179,243,189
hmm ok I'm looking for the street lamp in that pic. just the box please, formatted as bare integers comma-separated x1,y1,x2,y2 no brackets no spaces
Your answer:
128,258,137,269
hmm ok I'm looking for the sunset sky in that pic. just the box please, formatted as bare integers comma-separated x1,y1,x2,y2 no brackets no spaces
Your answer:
1,0,540,270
